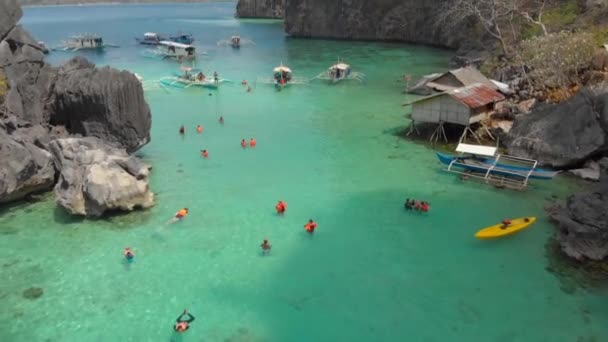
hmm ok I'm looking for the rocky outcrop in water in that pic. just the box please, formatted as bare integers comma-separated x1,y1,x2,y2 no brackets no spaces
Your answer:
283,0,466,48
49,57,151,153
548,158,608,261
50,137,154,217
236,0,284,18
504,90,608,169
0,0,154,215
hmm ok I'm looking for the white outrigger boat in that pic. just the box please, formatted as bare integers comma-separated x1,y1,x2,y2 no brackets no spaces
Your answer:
159,66,229,89
217,35,255,49
54,34,118,51
312,60,365,83
257,64,309,90
143,41,198,62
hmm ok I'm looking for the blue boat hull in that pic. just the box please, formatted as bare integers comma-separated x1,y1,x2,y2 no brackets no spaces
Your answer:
436,153,557,180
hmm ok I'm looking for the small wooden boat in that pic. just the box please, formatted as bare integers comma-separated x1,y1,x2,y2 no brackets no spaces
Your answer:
136,32,164,45
56,34,117,51
475,217,536,239
217,35,255,49
159,66,228,89
256,63,309,90
144,41,197,61
313,59,365,84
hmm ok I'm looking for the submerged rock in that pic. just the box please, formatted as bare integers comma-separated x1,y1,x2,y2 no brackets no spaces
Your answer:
49,137,154,217
548,158,608,261
49,57,151,153
22,287,43,299
505,91,608,168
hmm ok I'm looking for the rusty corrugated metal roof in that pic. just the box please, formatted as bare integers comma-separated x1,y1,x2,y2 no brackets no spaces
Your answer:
448,83,505,109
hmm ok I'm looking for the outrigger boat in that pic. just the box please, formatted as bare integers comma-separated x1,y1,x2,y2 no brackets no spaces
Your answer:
136,32,195,46
312,59,365,83
436,139,558,190
143,41,197,61
257,63,309,90
217,35,255,49
168,33,194,45
55,34,117,51
159,66,228,89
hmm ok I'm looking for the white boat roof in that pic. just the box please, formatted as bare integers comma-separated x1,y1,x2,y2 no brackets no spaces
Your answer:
456,143,497,157
159,41,194,49
144,32,158,37
273,66,292,73
331,63,350,70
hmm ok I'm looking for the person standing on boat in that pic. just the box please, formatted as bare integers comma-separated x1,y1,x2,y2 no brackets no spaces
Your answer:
213,71,218,82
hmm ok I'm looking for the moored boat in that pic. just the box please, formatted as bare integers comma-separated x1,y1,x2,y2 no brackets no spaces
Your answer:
169,33,194,45
136,32,164,45
159,66,227,89
313,59,366,83
146,41,197,61
217,35,255,49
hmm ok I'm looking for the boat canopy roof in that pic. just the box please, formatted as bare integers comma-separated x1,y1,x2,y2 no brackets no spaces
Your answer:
180,66,193,72
159,41,194,49
273,65,292,73
456,143,497,157
330,63,350,71
70,34,102,40
144,32,159,37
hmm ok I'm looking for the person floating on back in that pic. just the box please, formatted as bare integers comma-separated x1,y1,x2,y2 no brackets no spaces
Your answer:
304,219,317,234
250,138,256,148
124,247,135,261
179,125,185,135
261,239,271,255
196,125,203,133
174,309,195,333
275,200,287,215
200,149,209,158
241,139,247,148
168,208,189,224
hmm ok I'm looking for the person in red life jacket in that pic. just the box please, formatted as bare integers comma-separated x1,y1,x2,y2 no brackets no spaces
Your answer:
501,219,512,229
420,201,430,213
275,200,287,215
304,219,317,234
241,80,248,86
179,125,185,135
174,310,195,333
196,125,203,133
124,247,134,261
260,239,271,255
250,138,256,148
413,200,422,211
168,208,189,224
200,150,209,158
219,116,224,125
241,139,247,148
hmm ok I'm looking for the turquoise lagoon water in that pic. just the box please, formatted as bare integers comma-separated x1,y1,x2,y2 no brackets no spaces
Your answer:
1,3,607,341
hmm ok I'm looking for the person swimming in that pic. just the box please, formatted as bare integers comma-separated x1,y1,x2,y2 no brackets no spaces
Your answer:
179,125,185,135
174,310,195,333
275,200,287,214
219,116,224,125
241,80,247,86
420,201,430,213
201,149,209,158
304,219,317,234
404,198,413,210
250,138,256,148
241,139,247,148
168,208,189,224
196,125,203,133
124,247,134,261
247,86,252,93
261,239,271,254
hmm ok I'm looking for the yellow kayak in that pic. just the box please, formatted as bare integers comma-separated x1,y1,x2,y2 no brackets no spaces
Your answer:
474,217,536,239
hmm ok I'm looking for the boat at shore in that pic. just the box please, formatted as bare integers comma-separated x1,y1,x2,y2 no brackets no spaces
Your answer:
437,141,558,189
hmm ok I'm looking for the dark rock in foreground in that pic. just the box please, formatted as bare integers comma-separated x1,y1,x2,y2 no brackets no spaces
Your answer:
505,91,608,169
49,57,151,153
548,158,608,261
236,0,284,18
49,137,154,217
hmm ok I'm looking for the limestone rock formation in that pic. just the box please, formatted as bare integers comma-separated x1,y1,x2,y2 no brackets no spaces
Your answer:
548,158,608,261
505,91,608,168
49,57,151,153
236,0,284,18
49,137,154,217
283,0,467,48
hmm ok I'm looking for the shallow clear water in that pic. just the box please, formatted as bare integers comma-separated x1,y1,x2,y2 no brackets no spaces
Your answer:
1,3,607,341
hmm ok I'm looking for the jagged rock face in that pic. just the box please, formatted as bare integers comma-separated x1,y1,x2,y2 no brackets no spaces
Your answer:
283,0,465,48
0,0,21,41
49,137,154,217
549,158,608,261
236,0,284,18
49,57,151,153
505,91,608,168
0,128,55,203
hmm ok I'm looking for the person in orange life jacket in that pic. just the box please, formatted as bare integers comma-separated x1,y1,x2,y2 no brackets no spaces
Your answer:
196,125,203,133
275,200,287,214
420,201,430,212
304,219,317,234
174,310,195,333
250,138,256,147
200,150,209,158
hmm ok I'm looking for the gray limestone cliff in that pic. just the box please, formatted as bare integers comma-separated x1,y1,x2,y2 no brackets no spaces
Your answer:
236,0,284,19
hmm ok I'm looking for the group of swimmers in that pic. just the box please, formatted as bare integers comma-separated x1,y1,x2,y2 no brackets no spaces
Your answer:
404,199,430,212
241,138,256,148
260,201,318,255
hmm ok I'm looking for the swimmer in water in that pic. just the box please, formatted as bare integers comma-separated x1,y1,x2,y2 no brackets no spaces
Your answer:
247,86,252,93
260,239,271,255
219,116,224,125
196,125,203,133
250,138,256,148
174,310,195,333
241,139,247,148
179,125,185,135
124,247,134,261
304,219,317,234
200,149,209,158
241,80,247,86
275,200,287,215
168,208,189,224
